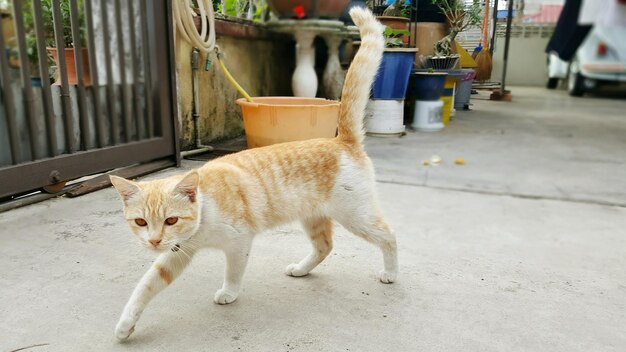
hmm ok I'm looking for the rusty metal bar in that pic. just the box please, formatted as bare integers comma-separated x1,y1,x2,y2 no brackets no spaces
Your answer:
69,0,89,150
52,0,76,153
84,0,105,148
0,138,174,199
0,15,20,164
114,0,131,142
32,0,58,156
140,0,154,138
12,2,38,160
151,0,177,145
127,0,142,140
100,0,118,145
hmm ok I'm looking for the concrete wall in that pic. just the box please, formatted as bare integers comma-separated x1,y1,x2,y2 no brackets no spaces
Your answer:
491,25,554,86
175,21,295,150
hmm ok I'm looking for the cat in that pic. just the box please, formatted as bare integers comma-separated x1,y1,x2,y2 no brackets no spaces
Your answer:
110,7,397,341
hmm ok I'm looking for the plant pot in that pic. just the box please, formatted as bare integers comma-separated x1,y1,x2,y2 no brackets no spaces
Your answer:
410,22,447,63
267,0,350,19
236,97,340,148
372,48,418,100
377,16,409,45
454,69,476,110
47,47,92,86
409,71,448,101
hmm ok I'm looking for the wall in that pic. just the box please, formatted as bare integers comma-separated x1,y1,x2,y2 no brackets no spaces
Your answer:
491,24,554,86
175,20,295,150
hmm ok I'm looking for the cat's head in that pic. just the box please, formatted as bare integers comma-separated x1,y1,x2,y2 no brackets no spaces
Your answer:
110,171,201,251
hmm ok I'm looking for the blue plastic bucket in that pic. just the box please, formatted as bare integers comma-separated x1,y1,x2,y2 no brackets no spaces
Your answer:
372,49,417,100
408,71,448,101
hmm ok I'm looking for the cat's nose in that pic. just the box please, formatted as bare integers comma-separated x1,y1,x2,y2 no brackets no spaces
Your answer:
149,239,162,247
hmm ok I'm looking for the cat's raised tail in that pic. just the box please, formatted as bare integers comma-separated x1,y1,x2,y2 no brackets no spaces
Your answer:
336,7,384,146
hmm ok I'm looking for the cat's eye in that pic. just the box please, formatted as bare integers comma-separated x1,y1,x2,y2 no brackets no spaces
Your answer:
165,217,178,225
134,218,147,227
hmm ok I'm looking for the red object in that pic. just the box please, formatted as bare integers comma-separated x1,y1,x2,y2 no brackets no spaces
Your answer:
293,4,305,18
619,0,626,5
597,42,608,56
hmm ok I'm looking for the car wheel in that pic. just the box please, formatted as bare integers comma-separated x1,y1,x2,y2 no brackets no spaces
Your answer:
568,57,584,97
546,77,559,89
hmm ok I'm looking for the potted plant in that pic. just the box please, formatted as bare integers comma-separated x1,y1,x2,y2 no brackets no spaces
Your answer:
429,0,481,63
365,25,417,136
407,68,447,131
41,0,91,85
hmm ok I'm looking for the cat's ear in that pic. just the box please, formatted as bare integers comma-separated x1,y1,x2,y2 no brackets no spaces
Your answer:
173,171,199,202
110,175,140,202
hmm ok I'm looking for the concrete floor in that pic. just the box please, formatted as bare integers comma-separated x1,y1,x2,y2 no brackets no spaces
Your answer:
1,87,625,351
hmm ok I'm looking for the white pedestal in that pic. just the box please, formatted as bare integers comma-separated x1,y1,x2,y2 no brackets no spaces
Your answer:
267,20,344,98
364,99,405,136
322,35,344,100
292,31,317,97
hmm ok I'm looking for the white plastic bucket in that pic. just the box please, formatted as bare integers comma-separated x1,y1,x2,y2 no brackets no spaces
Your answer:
411,99,444,132
364,99,405,136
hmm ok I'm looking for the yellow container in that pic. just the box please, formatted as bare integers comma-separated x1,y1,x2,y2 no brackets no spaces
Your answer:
440,77,456,125
236,97,340,148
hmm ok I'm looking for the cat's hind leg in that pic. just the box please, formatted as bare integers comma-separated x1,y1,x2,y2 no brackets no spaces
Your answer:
214,236,253,305
286,217,333,277
335,209,398,284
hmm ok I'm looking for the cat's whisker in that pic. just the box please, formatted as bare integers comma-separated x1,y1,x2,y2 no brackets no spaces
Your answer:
177,246,193,262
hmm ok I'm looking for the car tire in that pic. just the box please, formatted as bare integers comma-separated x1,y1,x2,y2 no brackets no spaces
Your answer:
546,78,559,89
568,57,584,97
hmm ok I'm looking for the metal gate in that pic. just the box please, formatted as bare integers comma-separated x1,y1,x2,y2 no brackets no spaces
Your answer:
0,0,179,199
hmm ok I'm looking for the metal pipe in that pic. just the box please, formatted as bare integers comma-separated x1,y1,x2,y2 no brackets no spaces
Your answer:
52,0,76,153
501,0,514,93
114,0,131,142
190,49,213,153
140,0,154,138
84,0,105,147
70,0,89,150
33,0,58,155
490,0,498,56
0,12,20,164
13,2,38,160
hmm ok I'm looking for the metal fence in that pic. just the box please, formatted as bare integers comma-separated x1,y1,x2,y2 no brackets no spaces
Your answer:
0,0,178,199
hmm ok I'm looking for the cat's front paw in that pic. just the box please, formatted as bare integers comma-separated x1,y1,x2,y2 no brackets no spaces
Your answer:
115,316,136,341
285,263,309,277
378,270,396,284
214,288,238,305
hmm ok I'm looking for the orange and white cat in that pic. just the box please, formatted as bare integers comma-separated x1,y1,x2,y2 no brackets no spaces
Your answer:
110,8,397,341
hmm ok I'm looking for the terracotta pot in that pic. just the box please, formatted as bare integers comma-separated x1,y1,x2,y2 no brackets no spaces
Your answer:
377,16,409,45
267,0,350,19
411,22,447,66
47,47,92,86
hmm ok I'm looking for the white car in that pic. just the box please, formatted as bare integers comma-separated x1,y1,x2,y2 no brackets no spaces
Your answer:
547,1,626,96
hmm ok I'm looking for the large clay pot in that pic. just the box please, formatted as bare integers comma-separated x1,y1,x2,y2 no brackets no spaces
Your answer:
377,16,409,45
47,47,92,86
267,0,350,19
376,15,409,30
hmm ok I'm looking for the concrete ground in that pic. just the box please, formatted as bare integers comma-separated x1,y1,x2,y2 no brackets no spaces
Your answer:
1,87,625,352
